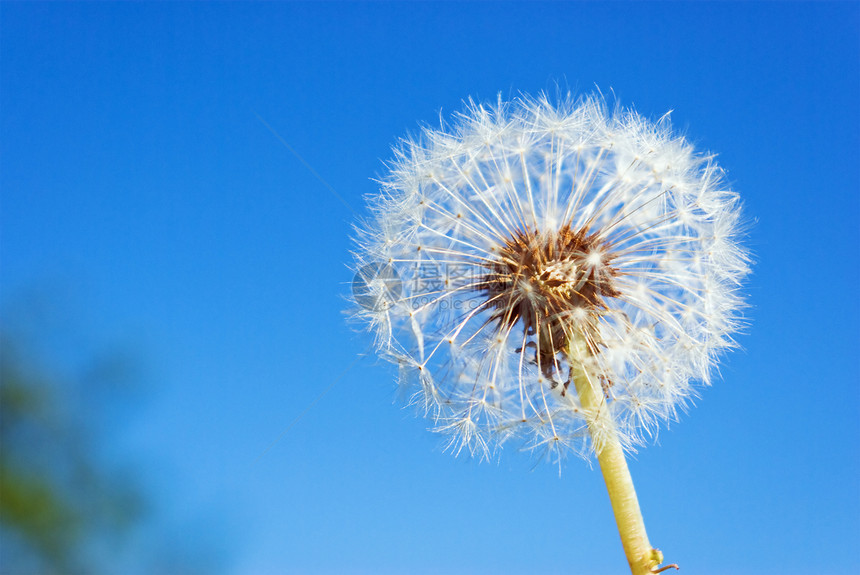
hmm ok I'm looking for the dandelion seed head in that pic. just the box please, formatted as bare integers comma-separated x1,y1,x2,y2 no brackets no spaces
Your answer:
351,93,750,463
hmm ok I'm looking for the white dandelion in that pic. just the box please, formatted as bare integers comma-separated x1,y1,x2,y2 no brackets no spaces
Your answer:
351,93,749,574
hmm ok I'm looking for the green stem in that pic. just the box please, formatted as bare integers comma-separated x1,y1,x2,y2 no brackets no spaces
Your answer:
568,336,669,575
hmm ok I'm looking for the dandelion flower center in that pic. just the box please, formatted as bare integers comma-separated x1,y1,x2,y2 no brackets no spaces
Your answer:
481,224,620,374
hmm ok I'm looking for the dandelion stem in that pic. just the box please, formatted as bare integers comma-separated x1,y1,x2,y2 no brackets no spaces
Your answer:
568,335,670,575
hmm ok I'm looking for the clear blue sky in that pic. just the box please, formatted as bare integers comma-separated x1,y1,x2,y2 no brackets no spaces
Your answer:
2,2,858,574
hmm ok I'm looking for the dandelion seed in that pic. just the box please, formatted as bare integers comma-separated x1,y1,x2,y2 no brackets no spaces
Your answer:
350,93,749,574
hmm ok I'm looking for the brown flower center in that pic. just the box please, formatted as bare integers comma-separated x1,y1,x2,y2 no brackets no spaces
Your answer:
480,224,620,377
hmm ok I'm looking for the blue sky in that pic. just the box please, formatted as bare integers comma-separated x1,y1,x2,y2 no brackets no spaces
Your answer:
2,2,858,574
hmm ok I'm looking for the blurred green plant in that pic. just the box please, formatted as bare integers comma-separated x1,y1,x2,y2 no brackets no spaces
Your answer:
1,329,142,574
